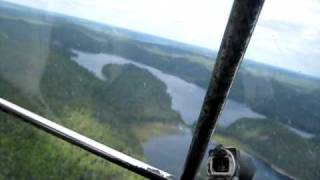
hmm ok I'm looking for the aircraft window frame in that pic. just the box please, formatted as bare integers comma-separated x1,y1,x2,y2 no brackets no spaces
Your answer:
0,0,265,179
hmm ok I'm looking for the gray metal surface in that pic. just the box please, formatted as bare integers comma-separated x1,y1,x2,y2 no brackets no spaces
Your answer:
180,0,265,179
0,98,173,180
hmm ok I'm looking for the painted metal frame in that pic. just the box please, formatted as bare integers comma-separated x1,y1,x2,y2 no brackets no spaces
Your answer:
0,0,264,179
181,0,265,179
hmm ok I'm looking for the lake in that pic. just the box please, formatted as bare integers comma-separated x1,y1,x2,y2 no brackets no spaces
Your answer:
72,50,292,179
71,50,265,126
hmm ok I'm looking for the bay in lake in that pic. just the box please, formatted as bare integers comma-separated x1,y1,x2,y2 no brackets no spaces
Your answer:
72,51,292,179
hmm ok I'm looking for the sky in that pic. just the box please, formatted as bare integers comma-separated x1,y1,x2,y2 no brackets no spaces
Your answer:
2,0,320,77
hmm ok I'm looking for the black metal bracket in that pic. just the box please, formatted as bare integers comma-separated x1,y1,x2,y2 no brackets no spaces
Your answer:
180,0,265,179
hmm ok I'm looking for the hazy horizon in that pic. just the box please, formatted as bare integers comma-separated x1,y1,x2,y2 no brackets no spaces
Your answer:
1,0,320,78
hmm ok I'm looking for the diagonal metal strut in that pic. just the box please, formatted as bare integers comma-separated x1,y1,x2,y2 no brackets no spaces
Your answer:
0,98,173,180
180,0,265,179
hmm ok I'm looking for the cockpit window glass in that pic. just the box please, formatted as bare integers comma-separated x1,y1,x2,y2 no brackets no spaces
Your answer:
0,0,230,178
1,0,319,179
0,111,144,179
212,0,320,179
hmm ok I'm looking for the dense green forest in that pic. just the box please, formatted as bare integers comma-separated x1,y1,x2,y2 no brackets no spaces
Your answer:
57,8,320,135
2,0,319,135
1,1,320,180
0,74,144,179
0,4,182,179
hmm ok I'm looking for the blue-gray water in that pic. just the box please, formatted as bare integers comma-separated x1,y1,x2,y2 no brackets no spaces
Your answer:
72,50,265,126
143,133,292,179
72,51,294,179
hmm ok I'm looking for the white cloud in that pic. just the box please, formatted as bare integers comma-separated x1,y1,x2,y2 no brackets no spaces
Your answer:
246,0,320,77
2,0,320,77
